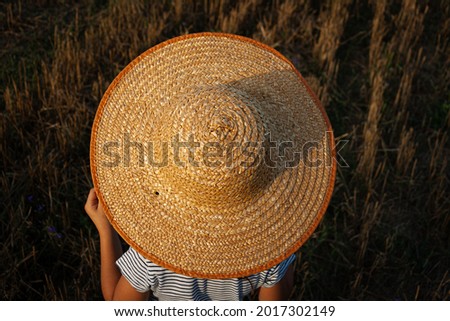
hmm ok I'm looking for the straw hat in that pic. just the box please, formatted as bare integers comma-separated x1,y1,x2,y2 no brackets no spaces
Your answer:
90,32,336,278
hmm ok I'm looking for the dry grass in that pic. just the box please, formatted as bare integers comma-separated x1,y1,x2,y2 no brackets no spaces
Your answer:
1,0,449,300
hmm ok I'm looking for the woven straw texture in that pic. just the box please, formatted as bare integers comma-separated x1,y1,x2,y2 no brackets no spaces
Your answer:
90,33,336,278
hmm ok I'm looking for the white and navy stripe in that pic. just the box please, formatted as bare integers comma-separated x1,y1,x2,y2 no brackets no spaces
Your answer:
116,247,295,301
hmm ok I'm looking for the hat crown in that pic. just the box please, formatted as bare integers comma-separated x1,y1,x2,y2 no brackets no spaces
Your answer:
158,85,273,206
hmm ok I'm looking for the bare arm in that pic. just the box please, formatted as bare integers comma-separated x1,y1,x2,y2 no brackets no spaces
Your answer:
85,188,149,300
258,264,294,300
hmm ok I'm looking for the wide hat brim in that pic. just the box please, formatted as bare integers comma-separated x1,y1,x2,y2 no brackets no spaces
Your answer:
90,33,336,278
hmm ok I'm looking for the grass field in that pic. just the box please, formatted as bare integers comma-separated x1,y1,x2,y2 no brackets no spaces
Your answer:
1,0,449,300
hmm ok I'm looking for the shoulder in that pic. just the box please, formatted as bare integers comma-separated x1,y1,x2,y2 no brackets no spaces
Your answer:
116,247,163,293
118,247,165,270
260,253,296,287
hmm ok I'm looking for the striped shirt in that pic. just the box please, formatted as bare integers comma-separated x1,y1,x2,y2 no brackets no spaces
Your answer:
116,247,296,301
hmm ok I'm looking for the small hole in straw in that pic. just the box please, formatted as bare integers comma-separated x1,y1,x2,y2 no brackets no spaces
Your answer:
154,191,160,196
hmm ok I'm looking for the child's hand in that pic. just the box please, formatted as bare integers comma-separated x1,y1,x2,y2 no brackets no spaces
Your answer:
85,188,113,234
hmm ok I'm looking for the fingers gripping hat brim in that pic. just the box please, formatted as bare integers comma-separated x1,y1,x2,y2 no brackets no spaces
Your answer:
90,32,336,278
